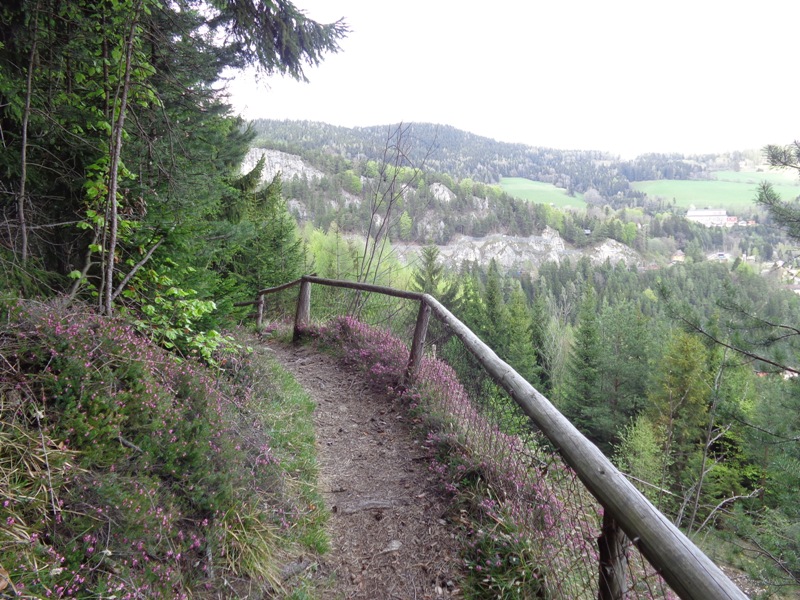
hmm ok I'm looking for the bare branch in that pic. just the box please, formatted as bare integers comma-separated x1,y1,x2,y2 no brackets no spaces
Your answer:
111,236,165,302
676,313,800,375
693,488,762,536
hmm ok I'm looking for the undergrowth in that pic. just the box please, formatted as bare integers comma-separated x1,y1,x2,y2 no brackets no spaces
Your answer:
311,315,688,599
0,299,325,598
312,315,562,599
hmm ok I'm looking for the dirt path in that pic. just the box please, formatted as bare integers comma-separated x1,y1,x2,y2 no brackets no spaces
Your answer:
268,342,462,599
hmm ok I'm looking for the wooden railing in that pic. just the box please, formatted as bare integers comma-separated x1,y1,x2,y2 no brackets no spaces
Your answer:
244,275,747,600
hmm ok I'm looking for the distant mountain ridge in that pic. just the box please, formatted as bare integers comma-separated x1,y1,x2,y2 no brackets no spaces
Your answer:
250,119,755,208
240,139,644,272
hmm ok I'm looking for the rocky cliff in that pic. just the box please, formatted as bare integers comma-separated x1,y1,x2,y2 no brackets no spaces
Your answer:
242,148,324,182
395,229,640,274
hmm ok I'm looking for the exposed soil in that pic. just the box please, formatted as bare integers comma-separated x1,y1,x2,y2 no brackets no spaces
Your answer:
267,341,463,599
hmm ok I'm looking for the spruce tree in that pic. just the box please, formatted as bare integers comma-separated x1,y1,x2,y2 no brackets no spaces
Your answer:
563,285,608,451
410,246,445,294
529,292,552,393
505,284,541,386
0,0,346,314
482,259,509,354
409,245,460,309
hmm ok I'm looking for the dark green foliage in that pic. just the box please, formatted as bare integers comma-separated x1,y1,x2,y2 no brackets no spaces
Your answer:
643,330,711,515
0,300,308,596
505,284,541,387
756,144,800,237
207,0,347,78
482,259,510,353
528,293,552,392
410,245,446,294
597,301,651,435
219,174,305,299
0,0,344,322
409,244,461,311
561,286,607,449
727,376,800,587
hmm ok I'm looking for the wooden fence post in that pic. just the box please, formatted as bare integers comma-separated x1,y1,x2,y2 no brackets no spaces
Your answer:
598,510,629,600
293,278,312,342
404,299,431,385
256,294,265,329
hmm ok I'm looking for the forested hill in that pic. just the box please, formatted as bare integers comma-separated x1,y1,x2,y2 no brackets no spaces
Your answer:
250,119,756,205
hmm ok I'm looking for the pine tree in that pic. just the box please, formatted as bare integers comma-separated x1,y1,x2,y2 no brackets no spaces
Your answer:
224,174,304,294
646,330,710,471
410,246,445,294
505,284,541,386
409,245,460,309
599,301,651,434
0,0,346,314
562,285,608,450
529,292,552,393
482,259,509,353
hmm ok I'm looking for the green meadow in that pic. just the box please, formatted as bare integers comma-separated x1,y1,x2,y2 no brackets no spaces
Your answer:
500,177,587,209
630,170,800,210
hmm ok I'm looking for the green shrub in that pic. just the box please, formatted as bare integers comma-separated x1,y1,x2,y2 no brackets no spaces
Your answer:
0,300,320,597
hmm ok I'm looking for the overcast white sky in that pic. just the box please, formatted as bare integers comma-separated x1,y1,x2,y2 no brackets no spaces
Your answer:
227,0,799,159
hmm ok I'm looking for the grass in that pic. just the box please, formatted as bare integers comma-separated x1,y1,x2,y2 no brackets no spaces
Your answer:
262,353,330,555
713,169,800,185
0,301,329,598
500,177,587,209
631,170,800,210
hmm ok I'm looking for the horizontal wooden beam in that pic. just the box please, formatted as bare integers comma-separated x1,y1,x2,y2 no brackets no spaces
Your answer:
257,277,304,297
232,300,258,307
301,275,424,302
422,293,746,600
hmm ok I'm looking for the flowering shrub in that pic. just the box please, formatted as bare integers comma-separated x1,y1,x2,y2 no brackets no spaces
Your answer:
0,300,307,598
463,522,547,599
315,316,409,391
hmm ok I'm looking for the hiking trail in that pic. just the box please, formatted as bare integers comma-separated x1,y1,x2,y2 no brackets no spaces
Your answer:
268,341,463,599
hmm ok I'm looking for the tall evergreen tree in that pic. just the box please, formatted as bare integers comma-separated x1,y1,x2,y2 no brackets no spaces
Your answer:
482,258,509,353
562,285,608,450
529,292,552,393
223,174,304,294
410,245,445,293
505,283,540,386
409,245,460,309
646,330,710,471
598,301,651,434
0,0,346,317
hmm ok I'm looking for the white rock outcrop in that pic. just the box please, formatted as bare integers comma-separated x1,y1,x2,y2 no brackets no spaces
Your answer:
395,228,640,274
241,148,323,184
430,182,456,204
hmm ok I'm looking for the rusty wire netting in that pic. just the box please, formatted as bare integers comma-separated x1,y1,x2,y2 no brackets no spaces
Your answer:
261,282,678,599
418,316,677,599
257,282,419,340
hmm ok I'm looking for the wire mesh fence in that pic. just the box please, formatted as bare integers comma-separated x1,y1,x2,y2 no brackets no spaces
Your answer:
257,277,740,599
257,281,419,343
416,317,677,599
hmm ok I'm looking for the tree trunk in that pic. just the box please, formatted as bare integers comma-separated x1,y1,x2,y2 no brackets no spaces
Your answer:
17,2,40,263
293,279,312,341
598,511,629,600
103,2,142,316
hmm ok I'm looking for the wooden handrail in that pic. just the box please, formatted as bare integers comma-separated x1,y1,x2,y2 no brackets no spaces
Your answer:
256,277,304,297
232,278,304,307
423,293,746,600
256,276,747,600
301,275,425,301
